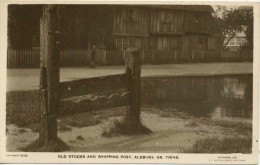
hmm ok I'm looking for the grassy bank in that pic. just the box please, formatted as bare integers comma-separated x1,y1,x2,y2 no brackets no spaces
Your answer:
182,137,252,153
6,90,126,132
6,90,40,131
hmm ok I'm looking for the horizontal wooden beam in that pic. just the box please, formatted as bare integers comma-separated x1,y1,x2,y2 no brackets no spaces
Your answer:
58,91,129,116
149,32,184,36
59,73,128,99
113,33,149,37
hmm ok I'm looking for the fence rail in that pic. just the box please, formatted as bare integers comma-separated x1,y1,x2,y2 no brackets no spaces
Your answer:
7,49,40,68
7,49,127,68
7,49,253,68
60,49,88,66
151,50,182,64
151,50,221,64
221,50,253,62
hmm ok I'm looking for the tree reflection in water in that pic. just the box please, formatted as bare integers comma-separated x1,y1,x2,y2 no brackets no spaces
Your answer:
141,74,252,120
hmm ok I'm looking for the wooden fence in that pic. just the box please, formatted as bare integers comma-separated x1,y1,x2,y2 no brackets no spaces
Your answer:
151,50,220,64
151,50,182,64
221,50,253,62
151,50,252,64
7,49,40,68
60,49,88,66
100,49,125,65
7,49,253,68
7,49,89,68
7,49,126,68
190,50,220,62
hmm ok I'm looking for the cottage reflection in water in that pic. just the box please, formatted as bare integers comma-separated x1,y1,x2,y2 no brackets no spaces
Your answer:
141,74,252,119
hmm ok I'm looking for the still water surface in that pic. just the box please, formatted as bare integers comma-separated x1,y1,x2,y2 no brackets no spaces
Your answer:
141,74,252,120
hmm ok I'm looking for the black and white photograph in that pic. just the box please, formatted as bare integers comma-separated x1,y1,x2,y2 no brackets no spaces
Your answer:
0,1,259,164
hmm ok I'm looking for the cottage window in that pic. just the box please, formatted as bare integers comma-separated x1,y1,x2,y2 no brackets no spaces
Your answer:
236,38,242,46
161,11,170,23
129,9,134,20
116,38,122,50
32,35,40,48
157,38,163,51
123,38,129,49
116,37,130,50
229,38,236,46
237,38,248,46
169,37,180,50
162,38,168,51
241,38,248,46
195,14,200,23
156,37,169,52
165,12,170,22
199,37,208,49
125,8,135,20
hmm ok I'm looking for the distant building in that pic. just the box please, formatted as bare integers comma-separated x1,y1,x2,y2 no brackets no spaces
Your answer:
30,5,223,63
113,5,222,63
224,30,248,52
223,6,252,52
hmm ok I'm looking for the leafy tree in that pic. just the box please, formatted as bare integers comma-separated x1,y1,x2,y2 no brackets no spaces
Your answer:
238,6,253,49
8,5,43,49
8,5,115,49
212,6,253,49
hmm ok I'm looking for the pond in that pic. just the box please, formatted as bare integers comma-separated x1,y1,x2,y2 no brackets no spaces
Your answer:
141,74,253,120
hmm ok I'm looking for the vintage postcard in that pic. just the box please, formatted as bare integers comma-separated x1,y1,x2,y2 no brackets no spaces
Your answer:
0,0,259,164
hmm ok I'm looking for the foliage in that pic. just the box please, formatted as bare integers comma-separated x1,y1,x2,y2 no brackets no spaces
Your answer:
58,5,114,49
8,5,43,49
212,6,253,49
8,5,115,49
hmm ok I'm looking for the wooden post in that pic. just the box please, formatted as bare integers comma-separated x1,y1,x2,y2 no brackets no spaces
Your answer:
39,5,60,145
125,47,141,130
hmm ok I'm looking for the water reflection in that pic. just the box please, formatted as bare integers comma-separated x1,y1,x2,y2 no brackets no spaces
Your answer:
221,78,247,99
142,74,252,119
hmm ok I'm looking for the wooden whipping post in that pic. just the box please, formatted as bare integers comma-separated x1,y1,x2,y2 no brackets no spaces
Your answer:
39,5,60,145
125,47,141,130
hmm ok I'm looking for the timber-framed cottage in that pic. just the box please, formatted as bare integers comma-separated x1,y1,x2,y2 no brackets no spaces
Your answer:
7,5,224,68
112,5,222,63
